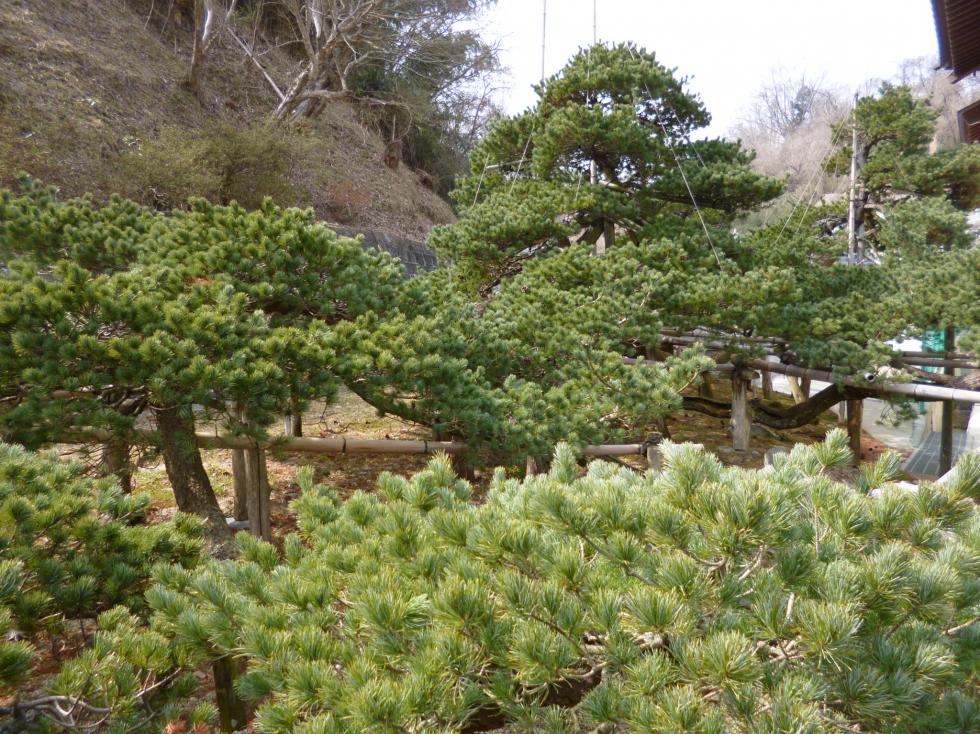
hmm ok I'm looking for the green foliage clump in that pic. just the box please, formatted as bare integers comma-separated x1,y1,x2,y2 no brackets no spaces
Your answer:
139,433,980,733
119,121,312,211
0,441,203,699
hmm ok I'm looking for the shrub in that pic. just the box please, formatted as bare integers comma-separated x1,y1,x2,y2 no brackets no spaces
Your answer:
140,431,980,733
118,121,310,211
0,442,205,728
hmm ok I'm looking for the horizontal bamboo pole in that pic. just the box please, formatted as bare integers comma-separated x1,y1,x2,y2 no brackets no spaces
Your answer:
899,350,975,360
621,353,980,404
893,357,978,369
744,360,980,404
67,430,649,458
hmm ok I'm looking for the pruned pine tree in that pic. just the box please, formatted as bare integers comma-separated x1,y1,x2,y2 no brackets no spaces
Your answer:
112,431,980,733
433,43,785,290
0,442,205,731
0,184,403,541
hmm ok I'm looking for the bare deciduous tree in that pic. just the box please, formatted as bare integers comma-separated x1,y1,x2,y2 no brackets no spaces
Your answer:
186,0,238,98
229,1,493,121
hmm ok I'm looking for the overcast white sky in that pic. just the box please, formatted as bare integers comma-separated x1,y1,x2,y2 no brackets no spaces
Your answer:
480,0,941,137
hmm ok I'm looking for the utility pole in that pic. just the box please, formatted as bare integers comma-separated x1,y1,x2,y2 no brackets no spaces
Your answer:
847,92,859,265
541,0,547,82
589,0,597,186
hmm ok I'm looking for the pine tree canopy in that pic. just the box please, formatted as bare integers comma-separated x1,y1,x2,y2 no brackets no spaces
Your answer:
432,43,785,288
80,434,977,733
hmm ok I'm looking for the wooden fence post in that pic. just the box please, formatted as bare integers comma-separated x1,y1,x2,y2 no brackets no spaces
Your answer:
731,370,753,452
846,398,863,464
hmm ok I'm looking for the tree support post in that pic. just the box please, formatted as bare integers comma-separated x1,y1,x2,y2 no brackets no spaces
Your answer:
846,399,863,464
787,376,810,405
230,449,248,522
731,369,755,452
939,326,956,475
231,403,248,522
760,370,773,400
699,373,714,399
283,404,303,437
646,444,661,472
244,446,272,542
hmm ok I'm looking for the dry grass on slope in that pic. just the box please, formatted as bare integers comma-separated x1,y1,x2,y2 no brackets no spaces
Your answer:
0,0,453,239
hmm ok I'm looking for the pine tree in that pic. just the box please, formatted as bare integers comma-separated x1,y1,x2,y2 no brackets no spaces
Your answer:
432,43,784,289
0,185,403,540
109,432,980,733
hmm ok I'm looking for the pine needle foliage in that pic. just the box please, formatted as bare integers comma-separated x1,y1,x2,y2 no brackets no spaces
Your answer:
135,432,980,733
0,441,204,727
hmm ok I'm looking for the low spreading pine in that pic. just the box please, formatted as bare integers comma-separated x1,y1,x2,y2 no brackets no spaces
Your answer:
132,430,980,733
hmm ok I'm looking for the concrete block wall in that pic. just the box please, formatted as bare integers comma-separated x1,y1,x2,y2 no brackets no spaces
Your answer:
330,225,439,279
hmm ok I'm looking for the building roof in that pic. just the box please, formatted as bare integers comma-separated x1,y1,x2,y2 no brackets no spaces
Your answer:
958,96,980,144
933,0,980,80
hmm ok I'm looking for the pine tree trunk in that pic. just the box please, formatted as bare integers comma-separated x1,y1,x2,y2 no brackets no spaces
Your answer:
846,399,863,465
212,656,247,733
155,405,231,542
101,439,132,493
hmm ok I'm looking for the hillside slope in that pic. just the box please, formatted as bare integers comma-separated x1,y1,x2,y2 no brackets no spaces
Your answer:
0,0,453,239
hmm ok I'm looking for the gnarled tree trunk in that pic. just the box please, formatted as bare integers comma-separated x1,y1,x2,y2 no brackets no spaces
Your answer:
155,405,231,543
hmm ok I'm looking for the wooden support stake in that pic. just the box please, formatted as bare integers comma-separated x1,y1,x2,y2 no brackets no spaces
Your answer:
760,370,773,400
787,376,807,404
764,447,789,466
245,447,263,540
846,399,863,464
939,326,956,475
101,439,132,493
283,411,303,437
731,372,752,452
231,402,248,522
257,448,272,541
230,448,248,522
646,445,661,471
699,373,714,399
525,456,538,477
212,656,247,733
